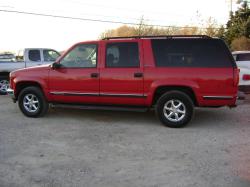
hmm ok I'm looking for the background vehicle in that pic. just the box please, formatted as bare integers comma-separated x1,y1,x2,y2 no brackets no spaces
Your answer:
0,53,16,62
239,67,250,94
0,48,60,94
8,35,239,128
232,51,250,69
232,51,250,94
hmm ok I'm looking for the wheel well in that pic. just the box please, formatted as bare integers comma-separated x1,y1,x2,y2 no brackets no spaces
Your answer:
16,82,43,99
152,86,197,106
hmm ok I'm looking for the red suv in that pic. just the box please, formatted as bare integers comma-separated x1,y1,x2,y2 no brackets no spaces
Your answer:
7,35,239,127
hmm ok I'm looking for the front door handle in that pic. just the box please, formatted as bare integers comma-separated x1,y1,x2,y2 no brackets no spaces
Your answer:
134,72,143,78
91,73,99,78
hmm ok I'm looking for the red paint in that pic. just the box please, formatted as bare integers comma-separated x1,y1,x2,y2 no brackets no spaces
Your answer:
9,38,238,108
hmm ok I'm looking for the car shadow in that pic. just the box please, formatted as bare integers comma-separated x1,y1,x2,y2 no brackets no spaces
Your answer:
189,107,237,128
46,106,239,129
47,107,160,127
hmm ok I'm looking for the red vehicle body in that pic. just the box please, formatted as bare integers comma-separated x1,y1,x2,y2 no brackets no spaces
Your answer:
8,36,239,127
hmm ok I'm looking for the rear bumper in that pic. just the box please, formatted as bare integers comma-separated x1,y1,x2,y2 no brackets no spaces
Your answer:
7,88,16,103
239,85,250,94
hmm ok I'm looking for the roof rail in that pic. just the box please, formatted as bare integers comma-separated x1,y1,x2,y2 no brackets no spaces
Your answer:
102,35,211,40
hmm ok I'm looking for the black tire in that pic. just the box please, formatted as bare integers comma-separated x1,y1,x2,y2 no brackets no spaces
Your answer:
18,86,49,117
156,91,194,128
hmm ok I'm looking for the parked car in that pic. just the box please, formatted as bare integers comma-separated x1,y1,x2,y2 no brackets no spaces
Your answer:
0,53,16,62
0,48,60,94
238,67,250,94
232,51,250,94
232,51,250,69
7,35,239,128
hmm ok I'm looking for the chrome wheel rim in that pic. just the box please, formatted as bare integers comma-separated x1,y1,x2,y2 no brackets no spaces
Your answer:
163,99,186,122
0,80,9,93
23,94,40,113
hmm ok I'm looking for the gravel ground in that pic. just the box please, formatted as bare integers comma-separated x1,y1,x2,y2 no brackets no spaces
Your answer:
0,95,250,187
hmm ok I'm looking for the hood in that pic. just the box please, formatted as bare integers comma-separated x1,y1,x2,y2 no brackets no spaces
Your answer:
11,64,51,74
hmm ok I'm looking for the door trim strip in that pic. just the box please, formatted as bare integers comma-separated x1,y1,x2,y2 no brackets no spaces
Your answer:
50,92,99,97
50,92,147,98
100,93,147,98
203,96,233,100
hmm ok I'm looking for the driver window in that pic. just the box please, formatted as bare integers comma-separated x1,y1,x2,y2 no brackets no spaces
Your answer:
60,44,97,68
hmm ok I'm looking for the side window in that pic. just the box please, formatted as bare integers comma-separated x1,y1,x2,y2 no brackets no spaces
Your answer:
60,44,97,68
237,53,250,61
43,50,60,62
106,42,139,68
151,39,233,67
29,50,41,62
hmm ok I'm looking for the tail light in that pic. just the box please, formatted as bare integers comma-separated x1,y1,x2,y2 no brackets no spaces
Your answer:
233,68,240,86
243,74,250,81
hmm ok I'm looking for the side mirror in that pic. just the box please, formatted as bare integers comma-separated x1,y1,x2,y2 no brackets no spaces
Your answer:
52,62,61,69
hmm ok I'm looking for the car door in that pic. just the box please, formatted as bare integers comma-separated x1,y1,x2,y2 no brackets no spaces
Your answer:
99,41,145,106
48,43,100,104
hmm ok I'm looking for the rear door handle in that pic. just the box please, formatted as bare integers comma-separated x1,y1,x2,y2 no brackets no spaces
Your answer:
91,73,99,78
134,72,143,78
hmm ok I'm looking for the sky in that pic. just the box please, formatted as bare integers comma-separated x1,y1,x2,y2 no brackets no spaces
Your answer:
0,0,240,52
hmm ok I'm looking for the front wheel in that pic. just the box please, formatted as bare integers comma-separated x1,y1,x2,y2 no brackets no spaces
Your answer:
156,91,194,128
18,86,49,117
0,79,9,95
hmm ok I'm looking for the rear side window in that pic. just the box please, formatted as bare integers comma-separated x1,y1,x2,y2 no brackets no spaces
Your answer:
151,39,234,67
29,50,41,62
106,42,139,68
236,53,250,61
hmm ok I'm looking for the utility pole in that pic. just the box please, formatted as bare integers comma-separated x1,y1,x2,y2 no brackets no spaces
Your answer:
230,0,233,13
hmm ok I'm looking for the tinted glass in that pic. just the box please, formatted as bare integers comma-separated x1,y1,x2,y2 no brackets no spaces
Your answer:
29,50,41,62
151,39,233,67
106,42,139,68
237,53,250,61
60,44,97,68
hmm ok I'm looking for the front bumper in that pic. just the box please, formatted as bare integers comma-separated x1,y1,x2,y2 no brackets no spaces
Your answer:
7,88,16,103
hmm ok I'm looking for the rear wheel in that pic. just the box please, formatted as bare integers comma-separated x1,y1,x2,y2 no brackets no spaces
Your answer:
156,91,194,128
18,86,48,117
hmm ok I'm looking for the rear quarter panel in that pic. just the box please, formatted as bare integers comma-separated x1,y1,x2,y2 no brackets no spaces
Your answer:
142,39,237,107
144,68,237,106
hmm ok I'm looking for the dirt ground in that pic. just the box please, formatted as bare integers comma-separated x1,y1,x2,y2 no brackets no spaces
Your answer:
0,95,250,187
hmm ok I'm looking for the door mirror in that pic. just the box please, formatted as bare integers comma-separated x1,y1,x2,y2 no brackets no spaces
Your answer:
52,62,61,69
